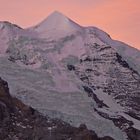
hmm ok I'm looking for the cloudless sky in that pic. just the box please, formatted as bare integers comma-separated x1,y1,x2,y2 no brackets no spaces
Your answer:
0,0,140,50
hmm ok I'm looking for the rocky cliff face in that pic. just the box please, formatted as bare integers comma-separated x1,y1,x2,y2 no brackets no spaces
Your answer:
73,36,140,118
68,36,140,139
0,77,115,140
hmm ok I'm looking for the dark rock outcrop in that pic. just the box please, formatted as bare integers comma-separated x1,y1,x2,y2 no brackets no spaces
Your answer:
126,127,140,140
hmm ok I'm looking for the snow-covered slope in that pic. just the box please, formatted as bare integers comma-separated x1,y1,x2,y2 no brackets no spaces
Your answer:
0,11,140,140
30,11,84,39
91,27,140,75
0,21,22,53
0,21,37,55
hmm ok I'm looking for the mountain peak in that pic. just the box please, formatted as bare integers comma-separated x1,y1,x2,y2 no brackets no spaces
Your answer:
48,11,67,18
31,11,83,38
42,10,70,26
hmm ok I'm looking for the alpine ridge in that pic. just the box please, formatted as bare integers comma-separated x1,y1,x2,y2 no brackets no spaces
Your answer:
0,11,140,140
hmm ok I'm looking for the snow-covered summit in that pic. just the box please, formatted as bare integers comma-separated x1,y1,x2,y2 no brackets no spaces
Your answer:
30,11,83,39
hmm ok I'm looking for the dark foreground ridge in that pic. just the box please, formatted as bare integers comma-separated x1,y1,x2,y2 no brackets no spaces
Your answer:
0,77,114,140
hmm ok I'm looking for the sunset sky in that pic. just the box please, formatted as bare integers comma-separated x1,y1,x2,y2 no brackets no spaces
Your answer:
0,0,139,50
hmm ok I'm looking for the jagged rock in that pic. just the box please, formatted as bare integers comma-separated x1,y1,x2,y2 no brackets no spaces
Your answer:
126,127,140,140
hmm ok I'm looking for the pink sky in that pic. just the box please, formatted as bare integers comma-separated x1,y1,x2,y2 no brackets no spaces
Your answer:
0,0,140,50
